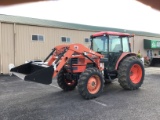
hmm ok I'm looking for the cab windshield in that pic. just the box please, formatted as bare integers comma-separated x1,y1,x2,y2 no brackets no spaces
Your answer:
92,35,130,53
92,36,108,53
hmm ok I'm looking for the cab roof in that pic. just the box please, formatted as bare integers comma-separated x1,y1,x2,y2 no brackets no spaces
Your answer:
91,31,134,37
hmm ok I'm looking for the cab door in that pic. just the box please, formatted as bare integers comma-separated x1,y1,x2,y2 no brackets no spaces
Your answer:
105,36,122,71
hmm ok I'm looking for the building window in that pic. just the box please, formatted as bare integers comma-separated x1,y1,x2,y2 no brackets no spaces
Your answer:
32,35,44,41
61,37,70,43
84,38,90,43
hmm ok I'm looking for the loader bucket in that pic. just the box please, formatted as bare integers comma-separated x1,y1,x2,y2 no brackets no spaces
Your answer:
10,62,54,85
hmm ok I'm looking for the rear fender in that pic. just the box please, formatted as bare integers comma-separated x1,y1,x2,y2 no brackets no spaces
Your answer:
115,52,136,70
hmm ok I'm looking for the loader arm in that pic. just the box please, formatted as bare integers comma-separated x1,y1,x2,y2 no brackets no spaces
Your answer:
11,43,103,85
47,43,104,77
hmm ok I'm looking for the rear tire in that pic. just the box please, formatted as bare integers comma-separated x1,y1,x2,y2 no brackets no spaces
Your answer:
57,69,77,91
118,56,144,90
77,68,104,99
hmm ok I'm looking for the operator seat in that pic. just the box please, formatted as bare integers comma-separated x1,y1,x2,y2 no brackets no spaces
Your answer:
113,44,122,52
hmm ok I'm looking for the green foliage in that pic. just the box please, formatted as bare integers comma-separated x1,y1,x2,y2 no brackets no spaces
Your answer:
137,54,142,58
137,50,142,58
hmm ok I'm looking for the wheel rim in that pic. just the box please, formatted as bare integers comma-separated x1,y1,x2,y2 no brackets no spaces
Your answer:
87,75,101,94
65,79,75,86
130,64,142,84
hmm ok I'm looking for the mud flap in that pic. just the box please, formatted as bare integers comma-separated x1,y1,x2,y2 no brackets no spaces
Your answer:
10,62,54,85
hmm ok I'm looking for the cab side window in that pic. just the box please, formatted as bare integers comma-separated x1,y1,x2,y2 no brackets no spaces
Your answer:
109,36,121,52
122,37,130,52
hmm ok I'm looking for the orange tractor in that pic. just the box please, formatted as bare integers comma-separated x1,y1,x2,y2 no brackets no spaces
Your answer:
11,31,145,99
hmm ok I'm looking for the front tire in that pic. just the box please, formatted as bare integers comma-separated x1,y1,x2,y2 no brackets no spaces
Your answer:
57,69,77,91
118,56,145,90
77,68,104,99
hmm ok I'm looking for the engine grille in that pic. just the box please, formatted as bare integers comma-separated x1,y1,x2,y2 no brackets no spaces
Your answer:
71,58,78,64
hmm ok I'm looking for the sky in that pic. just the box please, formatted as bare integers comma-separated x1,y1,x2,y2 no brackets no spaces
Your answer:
0,0,160,34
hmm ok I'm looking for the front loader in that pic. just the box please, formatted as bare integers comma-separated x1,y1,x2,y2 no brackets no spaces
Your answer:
11,31,145,99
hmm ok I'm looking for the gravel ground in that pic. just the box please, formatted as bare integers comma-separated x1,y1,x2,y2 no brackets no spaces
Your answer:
0,67,160,120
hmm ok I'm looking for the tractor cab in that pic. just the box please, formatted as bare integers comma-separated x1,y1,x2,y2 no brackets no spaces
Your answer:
91,31,133,71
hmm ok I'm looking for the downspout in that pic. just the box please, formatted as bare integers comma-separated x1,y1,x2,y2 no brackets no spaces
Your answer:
0,22,2,73
133,35,135,52
13,23,16,65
